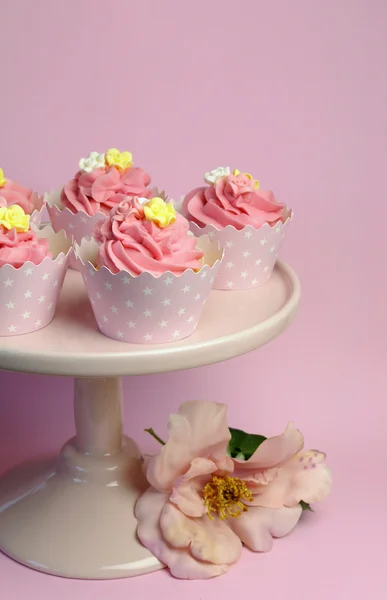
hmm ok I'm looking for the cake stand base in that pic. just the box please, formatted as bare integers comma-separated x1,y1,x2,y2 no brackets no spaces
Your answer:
0,378,163,579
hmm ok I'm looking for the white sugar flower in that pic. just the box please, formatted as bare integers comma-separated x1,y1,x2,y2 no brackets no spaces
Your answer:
204,166,231,185
79,152,106,173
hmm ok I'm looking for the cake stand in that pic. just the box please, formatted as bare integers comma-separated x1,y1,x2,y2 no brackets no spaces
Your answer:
0,260,300,580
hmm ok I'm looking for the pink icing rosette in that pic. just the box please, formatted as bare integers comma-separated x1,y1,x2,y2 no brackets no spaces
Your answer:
0,179,44,225
0,224,72,336
45,151,155,271
0,227,50,268
183,171,287,230
0,197,50,267
182,169,292,290
95,197,204,276
74,197,223,344
61,166,152,217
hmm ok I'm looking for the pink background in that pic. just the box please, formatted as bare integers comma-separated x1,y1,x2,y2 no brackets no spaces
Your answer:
1,0,386,598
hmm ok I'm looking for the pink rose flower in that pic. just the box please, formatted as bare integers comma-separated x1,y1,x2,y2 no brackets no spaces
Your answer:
135,401,332,579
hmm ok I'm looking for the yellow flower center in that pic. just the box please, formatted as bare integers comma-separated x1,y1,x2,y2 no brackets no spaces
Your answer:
202,475,253,520
0,204,30,232
143,197,176,228
105,148,133,172
0,168,7,188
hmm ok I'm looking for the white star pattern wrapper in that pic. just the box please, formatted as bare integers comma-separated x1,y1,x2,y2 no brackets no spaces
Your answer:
29,202,46,228
44,189,106,270
0,226,72,336
189,214,292,290
74,236,223,344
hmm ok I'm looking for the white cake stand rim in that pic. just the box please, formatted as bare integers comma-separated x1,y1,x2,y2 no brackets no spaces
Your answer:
0,260,300,377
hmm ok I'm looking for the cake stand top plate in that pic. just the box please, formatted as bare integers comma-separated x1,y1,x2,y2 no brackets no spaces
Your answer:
0,261,300,377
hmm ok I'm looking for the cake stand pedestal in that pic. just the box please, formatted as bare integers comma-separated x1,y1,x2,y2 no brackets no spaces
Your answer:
0,261,300,579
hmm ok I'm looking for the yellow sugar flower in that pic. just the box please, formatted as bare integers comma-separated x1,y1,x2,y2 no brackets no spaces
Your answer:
143,197,176,228
105,148,133,172
0,168,7,188
0,204,30,232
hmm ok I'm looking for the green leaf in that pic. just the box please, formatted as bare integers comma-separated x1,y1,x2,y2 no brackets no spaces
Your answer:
228,427,267,460
300,500,313,512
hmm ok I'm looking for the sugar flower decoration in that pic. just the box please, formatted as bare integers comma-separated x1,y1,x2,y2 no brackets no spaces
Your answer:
232,168,260,189
136,401,332,580
0,203,30,232
204,166,260,189
204,166,231,185
143,197,176,228
79,152,105,173
0,168,6,188
105,148,133,172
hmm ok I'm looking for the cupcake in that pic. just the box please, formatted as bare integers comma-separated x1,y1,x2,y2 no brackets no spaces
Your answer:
0,168,44,226
74,195,223,344
182,167,292,290
0,200,72,336
45,149,154,268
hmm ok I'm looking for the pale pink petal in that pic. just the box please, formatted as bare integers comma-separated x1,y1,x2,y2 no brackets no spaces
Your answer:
147,401,232,492
160,501,242,566
250,450,332,508
242,467,279,489
169,457,216,517
229,504,302,552
233,423,304,476
135,487,228,579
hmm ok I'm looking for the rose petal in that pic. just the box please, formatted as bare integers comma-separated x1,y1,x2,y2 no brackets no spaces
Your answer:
250,450,332,508
160,501,242,565
233,422,304,475
169,457,217,517
146,401,232,492
228,504,302,552
242,467,279,490
135,487,228,579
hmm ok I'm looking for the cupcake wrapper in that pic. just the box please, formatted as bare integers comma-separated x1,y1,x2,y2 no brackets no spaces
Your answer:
189,214,292,290
45,190,107,243
30,203,46,228
0,226,72,336
74,236,223,344
45,189,107,270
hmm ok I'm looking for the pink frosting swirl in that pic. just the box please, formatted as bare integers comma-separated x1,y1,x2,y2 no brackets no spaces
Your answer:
95,198,204,276
0,227,51,268
61,166,152,216
0,180,43,215
183,173,287,230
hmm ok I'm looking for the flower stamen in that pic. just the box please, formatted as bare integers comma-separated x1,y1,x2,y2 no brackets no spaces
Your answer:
202,475,253,520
